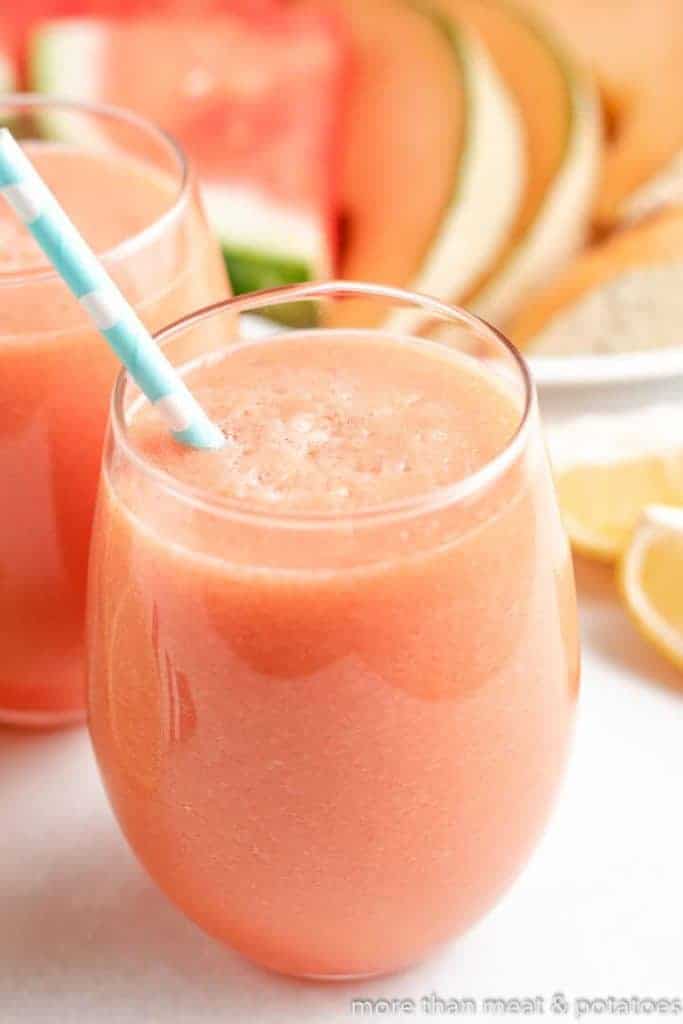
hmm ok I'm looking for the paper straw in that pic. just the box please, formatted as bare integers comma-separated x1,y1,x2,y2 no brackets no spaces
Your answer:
0,128,224,450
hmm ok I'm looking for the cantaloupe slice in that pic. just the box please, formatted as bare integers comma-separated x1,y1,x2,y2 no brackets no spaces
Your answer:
519,0,683,229
510,207,683,355
324,0,524,328
620,148,683,226
439,0,600,326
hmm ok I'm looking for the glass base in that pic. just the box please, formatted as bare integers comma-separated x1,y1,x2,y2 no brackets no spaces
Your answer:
287,958,424,982
0,706,86,729
240,940,428,982
302,971,388,982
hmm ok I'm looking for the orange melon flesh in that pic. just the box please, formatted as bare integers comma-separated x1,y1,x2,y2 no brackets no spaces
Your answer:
327,0,463,324
621,149,683,225
443,0,568,297
510,207,683,352
520,0,683,228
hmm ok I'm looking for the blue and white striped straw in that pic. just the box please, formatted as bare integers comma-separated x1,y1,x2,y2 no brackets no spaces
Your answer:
0,128,224,450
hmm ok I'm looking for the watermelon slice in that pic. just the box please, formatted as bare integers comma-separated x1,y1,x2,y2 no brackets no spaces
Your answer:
30,10,347,294
6,1,280,64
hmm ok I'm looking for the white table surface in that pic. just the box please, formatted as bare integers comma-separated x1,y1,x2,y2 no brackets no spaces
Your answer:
2,557,683,1023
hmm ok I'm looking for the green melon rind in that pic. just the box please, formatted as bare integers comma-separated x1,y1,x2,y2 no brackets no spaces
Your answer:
468,6,601,326
202,183,329,291
224,246,318,326
28,21,329,299
387,10,525,334
223,247,312,295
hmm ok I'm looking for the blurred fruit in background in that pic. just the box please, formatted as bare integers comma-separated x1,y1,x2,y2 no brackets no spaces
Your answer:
549,409,683,673
437,0,599,326
30,7,348,294
510,207,683,355
519,0,683,230
321,0,525,329
620,505,683,672
1,0,682,665
549,407,683,562
2,1,279,69
1,0,680,344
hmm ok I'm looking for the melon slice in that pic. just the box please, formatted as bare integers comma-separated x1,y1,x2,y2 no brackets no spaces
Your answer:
30,11,348,294
510,207,683,355
320,0,523,328
519,0,683,230
439,0,600,326
620,149,683,226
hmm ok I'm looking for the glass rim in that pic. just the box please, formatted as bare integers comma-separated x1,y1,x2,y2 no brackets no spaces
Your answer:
0,93,190,288
111,280,536,531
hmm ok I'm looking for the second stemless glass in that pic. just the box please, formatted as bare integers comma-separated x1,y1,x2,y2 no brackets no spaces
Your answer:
87,283,580,978
0,96,230,727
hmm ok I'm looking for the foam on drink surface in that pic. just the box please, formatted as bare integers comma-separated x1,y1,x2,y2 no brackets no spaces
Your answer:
129,332,520,514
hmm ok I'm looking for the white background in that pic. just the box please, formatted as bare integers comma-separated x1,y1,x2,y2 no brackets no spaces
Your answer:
2,557,682,1022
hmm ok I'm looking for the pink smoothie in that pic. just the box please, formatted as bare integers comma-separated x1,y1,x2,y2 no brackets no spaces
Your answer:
131,331,521,510
88,330,579,977
0,141,228,725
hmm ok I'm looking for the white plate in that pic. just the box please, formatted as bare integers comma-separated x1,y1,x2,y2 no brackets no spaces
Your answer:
530,347,683,389
528,347,683,428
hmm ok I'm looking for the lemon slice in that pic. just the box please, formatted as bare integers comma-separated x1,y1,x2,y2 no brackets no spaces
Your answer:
548,406,683,561
619,504,683,670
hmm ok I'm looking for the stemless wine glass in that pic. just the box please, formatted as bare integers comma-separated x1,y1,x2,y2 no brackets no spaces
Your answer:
0,95,230,727
87,282,580,979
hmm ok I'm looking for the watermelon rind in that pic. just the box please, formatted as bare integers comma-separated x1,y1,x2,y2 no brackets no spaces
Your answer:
223,247,312,295
202,182,329,294
386,15,524,334
467,7,601,325
30,20,108,144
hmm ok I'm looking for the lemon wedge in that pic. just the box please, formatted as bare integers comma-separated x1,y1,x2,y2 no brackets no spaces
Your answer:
619,505,683,670
548,406,683,561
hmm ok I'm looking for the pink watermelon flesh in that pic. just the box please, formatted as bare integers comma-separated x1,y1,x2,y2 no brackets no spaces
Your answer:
7,1,281,66
32,11,349,294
